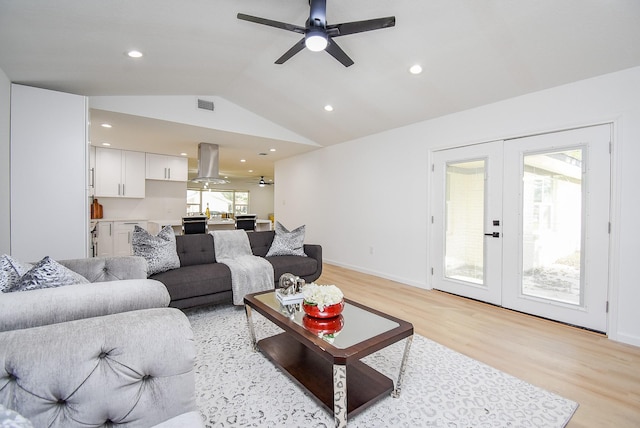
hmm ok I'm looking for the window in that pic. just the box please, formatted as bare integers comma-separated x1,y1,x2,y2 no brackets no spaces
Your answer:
186,188,250,216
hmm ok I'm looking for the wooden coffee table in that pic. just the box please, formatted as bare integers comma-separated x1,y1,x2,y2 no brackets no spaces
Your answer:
244,290,413,428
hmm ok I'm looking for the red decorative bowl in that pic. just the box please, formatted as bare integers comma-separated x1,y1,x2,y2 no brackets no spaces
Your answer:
303,315,344,336
302,300,345,318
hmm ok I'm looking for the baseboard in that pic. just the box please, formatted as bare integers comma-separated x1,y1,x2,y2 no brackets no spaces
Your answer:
323,259,429,290
609,331,640,348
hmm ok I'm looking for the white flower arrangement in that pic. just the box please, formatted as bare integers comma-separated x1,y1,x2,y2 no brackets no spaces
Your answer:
301,283,344,311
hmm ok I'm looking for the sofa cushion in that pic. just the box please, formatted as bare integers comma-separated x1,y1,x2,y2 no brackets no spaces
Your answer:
267,255,319,281
176,233,216,266
132,225,180,275
151,263,232,301
0,308,197,428
4,257,89,293
266,222,307,257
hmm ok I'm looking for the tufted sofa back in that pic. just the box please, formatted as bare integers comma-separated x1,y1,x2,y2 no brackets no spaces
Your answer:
59,256,147,282
175,231,277,266
247,230,276,257
0,308,197,427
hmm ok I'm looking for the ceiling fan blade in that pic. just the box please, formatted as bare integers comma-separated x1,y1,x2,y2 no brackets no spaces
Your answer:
275,38,306,64
237,13,305,34
325,38,354,67
327,16,396,37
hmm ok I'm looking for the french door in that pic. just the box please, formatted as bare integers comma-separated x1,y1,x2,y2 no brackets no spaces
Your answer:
431,125,611,332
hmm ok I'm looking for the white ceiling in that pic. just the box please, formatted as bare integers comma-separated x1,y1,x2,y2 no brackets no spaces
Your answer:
1,0,639,178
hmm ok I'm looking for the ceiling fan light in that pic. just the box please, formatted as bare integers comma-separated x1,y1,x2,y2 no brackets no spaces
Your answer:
305,32,328,52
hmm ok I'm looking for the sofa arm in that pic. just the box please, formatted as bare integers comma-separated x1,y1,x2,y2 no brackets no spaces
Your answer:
304,244,323,279
59,256,147,282
0,279,170,332
0,308,198,428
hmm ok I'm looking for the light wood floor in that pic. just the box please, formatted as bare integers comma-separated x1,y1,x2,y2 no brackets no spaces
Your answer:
317,263,640,428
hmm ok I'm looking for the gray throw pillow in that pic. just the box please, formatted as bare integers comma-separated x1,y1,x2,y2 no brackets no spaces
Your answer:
0,254,32,292
132,225,180,276
4,256,89,293
266,222,307,257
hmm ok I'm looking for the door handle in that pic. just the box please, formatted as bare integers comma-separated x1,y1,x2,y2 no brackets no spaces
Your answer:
484,232,500,238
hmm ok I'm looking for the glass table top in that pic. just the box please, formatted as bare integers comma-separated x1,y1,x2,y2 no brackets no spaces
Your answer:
254,292,400,349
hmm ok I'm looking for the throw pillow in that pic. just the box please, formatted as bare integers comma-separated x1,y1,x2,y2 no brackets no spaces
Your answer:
4,256,89,293
132,225,180,276
266,222,307,257
0,254,32,292
0,404,34,428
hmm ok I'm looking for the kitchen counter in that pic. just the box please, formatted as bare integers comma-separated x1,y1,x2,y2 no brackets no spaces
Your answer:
147,218,272,234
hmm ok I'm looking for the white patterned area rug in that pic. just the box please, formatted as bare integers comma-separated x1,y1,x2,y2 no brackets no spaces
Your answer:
186,305,578,428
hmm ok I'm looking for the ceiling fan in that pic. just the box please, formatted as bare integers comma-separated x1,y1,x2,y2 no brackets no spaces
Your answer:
258,176,274,187
237,0,396,67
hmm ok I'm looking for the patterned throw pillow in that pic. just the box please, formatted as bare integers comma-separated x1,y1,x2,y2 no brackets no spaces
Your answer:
266,222,307,257
0,404,34,428
132,225,180,276
0,254,32,292
4,256,89,293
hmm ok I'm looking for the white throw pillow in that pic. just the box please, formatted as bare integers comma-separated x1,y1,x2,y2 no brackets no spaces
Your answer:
132,225,181,275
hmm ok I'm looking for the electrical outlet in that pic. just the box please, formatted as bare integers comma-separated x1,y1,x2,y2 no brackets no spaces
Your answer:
369,246,374,255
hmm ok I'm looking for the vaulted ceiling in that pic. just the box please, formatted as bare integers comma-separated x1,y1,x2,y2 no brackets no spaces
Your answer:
1,0,639,178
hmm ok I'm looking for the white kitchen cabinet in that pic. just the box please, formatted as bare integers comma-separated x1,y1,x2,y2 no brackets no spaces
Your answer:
95,148,145,198
95,221,114,257
114,221,147,256
95,220,147,257
146,153,188,181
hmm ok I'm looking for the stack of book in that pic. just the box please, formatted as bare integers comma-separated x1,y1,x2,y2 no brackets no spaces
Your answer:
276,289,304,305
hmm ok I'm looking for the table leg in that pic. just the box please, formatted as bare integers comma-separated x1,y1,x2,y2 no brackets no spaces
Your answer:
244,304,258,351
333,364,347,428
391,335,413,398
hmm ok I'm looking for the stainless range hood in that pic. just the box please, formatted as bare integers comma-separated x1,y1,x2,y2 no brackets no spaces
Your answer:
192,143,228,184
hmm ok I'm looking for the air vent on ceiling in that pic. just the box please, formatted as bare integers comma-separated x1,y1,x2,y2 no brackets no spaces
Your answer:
197,99,215,111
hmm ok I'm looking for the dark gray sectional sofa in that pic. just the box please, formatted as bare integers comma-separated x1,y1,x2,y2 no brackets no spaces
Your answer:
150,230,322,309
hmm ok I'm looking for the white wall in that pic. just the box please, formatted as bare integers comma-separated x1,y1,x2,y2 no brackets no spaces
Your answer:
276,66,640,347
0,68,10,255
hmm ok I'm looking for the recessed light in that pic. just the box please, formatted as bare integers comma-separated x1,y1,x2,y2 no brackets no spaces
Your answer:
127,50,143,58
240,159,246,163
409,64,423,75
270,148,276,152
101,142,111,146
324,105,334,112
248,170,253,173
180,152,188,156
101,123,112,128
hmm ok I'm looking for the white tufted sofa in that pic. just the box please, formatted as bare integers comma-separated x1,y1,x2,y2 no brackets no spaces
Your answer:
0,256,203,427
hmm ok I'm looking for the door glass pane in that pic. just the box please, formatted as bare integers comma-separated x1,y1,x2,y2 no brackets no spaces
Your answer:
445,160,485,285
522,149,583,305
